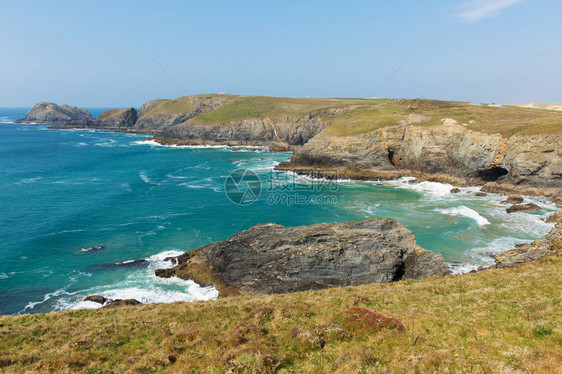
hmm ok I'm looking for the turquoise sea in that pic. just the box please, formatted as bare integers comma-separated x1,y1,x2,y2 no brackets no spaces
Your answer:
0,108,557,315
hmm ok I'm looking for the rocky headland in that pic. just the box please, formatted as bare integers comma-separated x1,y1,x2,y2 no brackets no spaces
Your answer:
19,95,561,197
15,102,94,126
155,218,449,296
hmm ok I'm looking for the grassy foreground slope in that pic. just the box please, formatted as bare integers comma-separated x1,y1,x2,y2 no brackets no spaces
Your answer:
1,255,560,373
172,95,562,138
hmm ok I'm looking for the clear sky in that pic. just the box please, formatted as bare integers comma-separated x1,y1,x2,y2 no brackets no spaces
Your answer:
1,0,560,107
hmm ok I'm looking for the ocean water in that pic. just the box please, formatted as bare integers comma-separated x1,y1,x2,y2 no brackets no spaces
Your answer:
0,108,557,315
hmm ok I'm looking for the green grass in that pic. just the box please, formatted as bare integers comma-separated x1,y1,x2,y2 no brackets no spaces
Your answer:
1,254,560,373
142,96,194,116
97,108,132,120
190,96,371,124
138,95,562,138
324,99,562,137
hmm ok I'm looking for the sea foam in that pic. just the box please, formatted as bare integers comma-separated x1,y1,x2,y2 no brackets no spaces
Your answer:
435,206,491,226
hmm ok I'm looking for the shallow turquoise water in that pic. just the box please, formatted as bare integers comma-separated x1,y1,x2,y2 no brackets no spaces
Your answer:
0,108,557,315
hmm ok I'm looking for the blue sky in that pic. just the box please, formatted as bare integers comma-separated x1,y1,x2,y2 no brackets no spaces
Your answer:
1,0,560,107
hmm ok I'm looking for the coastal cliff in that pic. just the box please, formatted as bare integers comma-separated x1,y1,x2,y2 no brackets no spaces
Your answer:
18,95,562,195
283,119,562,194
155,218,449,296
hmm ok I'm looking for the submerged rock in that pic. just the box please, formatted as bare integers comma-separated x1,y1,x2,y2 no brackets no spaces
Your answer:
16,102,93,126
506,203,540,213
475,192,488,197
450,188,461,193
155,218,449,296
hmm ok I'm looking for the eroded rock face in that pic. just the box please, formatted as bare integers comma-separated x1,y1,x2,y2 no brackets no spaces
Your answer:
162,116,326,147
495,210,561,267
155,219,449,296
133,95,228,130
16,102,93,126
289,123,562,190
95,108,137,128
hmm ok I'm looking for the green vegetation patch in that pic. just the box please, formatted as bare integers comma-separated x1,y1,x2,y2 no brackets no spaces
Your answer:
191,96,371,125
1,253,561,372
324,99,562,137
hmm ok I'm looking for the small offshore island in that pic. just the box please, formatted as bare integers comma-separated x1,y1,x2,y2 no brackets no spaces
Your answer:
2,95,561,372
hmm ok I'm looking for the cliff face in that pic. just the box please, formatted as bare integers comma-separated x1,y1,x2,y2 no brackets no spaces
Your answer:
18,96,561,192
162,115,326,146
16,102,94,126
155,218,449,296
132,95,228,130
288,121,561,189
95,108,137,128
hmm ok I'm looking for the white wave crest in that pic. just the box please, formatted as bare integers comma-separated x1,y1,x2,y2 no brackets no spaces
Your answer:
45,250,218,312
434,206,490,226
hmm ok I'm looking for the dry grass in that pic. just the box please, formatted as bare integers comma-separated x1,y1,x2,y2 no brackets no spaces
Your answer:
1,254,561,373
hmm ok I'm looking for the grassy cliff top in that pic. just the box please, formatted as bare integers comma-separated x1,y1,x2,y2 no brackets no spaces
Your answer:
97,107,134,120
145,95,562,138
190,95,372,125
1,254,560,373
140,96,195,117
323,99,562,137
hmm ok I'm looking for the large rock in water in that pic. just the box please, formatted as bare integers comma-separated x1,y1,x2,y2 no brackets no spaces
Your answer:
155,218,449,296
16,102,93,126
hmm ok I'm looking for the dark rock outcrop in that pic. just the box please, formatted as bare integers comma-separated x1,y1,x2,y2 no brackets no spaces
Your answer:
155,218,449,296
495,210,561,267
506,203,540,213
95,107,137,128
102,299,142,309
16,102,94,126
84,295,107,305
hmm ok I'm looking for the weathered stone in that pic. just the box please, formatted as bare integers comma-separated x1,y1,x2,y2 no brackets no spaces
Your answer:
505,195,524,204
16,102,93,126
102,299,142,308
546,210,562,223
84,295,107,305
156,219,449,296
506,203,540,213
96,108,137,128
495,210,561,267
475,192,487,197
450,188,461,193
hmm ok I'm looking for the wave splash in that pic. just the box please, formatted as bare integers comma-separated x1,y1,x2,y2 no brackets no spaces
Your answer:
434,206,491,226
